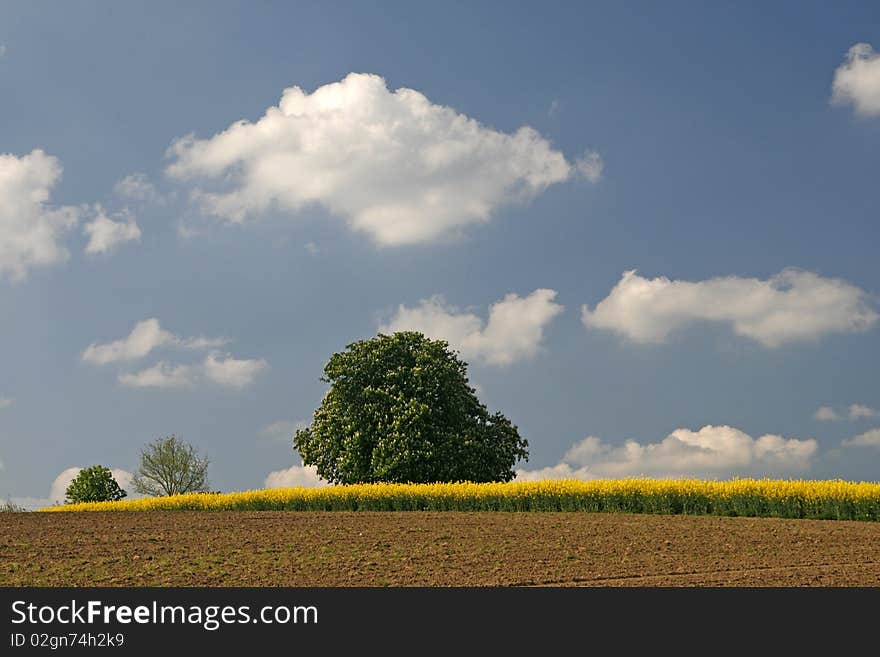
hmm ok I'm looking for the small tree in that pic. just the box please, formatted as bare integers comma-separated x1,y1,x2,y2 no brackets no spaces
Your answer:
132,435,209,496
294,331,529,484
65,466,127,504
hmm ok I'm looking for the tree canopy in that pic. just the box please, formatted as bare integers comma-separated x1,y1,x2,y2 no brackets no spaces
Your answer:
293,331,528,484
64,465,127,504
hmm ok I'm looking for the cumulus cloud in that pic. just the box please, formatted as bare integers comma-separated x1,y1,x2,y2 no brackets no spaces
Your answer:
0,150,82,281
815,403,876,421
582,269,877,347
841,428,880,448
83,206,141,255
203,352,267,387
516,425,818,481
165,73,595,245
264,461,327,489
815,406,841,421
119,353,266,389
119,361,196,388
47,466,135,505
848,404,877,420
831,43,880,116
82,318,228,365
380,288,563,366
114,173,160,202
0,397,13,409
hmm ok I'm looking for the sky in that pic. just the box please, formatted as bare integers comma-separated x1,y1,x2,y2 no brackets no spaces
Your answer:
1,1,879,508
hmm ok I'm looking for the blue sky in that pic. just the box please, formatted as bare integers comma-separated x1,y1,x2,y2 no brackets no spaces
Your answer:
1,1,878,506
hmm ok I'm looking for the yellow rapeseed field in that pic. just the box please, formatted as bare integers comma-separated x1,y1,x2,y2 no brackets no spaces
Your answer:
41,478,880,520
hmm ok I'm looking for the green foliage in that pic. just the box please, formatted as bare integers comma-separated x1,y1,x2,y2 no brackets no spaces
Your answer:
64,466,127,504
293,331,529,484
132,435,209,496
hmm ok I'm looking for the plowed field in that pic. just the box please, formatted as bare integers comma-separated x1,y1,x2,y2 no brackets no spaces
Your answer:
3,512,878,586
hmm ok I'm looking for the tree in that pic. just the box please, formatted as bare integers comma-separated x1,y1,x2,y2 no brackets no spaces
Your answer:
65,465,127,504
293,331,529,484
132,435,209,496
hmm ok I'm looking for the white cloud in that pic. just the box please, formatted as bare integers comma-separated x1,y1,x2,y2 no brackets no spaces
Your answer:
263,419,309,438
841,428,880,448
516,425,818,481
166,73,595,246
47,466,135,505
83,206,141,255
0,397,13,409
575,150,604,183
114,173,159,202
203,352,267,387
831,43,880,117
380,288,564,366
814,403,876,421
176,223,201,239
848,404,877,420
815,406,841,421
82,318,228,365
119,361,196,388
264,461,327,488
119,352,267,389
582,269,877,347
304,241,319,255
0,150,81,281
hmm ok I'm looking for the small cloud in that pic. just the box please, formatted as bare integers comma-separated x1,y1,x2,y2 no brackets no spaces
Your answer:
304,241,319,256
831,43,880,117
263,419,309,439
815,406,841,421
264,461,327,488
0,44,7,57
114,173,160,202
848,404,877,420
380,288,564,367
176,223,201,239
119,361,196,388
83,206,141,255
547,99,560,117
814,403,876,421
82,318,228,365
841,428,880,448
203,352,267,388
0,397,13,409
575,150,604,182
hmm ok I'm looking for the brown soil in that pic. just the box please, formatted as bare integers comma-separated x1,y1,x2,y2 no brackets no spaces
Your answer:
2,512,878,586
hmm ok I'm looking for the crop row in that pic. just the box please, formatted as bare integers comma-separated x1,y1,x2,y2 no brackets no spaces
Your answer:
41,478,880,520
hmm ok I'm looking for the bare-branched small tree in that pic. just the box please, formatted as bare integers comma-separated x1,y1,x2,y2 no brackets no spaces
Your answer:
132,435,209,496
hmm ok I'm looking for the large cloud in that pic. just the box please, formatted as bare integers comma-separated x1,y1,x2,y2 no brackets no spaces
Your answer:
831,43,880,116
264,462,327,489
379,289,563,366
82,318,228,365
166,73,598,245
582,269,877,347
516,425,818,481
0,150,81,281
